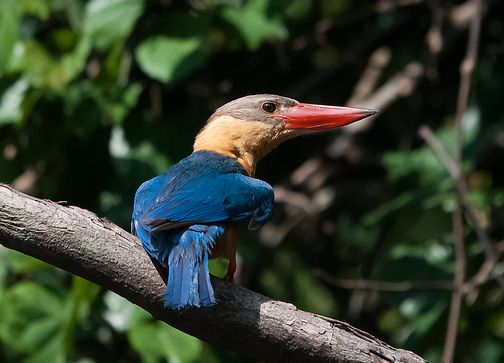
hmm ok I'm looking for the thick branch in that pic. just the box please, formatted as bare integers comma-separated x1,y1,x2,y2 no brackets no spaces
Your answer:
0,184,424,363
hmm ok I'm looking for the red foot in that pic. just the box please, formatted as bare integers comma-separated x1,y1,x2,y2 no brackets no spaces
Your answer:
224,260,237,282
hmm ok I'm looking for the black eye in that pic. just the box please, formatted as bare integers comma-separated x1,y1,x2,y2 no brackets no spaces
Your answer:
262,102,277,113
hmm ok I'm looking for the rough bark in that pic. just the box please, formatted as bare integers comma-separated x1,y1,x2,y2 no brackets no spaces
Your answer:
0,184,425,363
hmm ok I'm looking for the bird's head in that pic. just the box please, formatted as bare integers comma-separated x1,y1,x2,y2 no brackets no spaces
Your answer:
194,94,377,175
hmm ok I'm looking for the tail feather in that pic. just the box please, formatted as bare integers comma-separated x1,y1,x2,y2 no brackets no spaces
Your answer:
163,225,222,308
197,252,215,305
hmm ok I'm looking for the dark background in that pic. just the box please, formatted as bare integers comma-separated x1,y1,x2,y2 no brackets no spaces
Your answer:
1,0,504,362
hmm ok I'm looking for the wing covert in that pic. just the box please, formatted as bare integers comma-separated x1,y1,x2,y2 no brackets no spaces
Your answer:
141,173,274,230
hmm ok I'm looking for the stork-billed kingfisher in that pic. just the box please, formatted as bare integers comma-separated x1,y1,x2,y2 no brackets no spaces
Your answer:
132,94,376,308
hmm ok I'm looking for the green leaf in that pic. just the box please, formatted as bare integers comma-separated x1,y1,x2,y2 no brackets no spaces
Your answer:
66,276,100,324
334,213,379,260
0,0,20,73
208,258,229,278
260,250,338,316
64,0,84,31
4,250,46,273
375,242,452,282
63,81,141,127
0,78,29,125
382,121,479,186
0,281,64,352
103,292,150,333
398,297,449,348
108,125,171,173
24,333,66,363
400,298,447,334
379,308,408,334
18,0,50,20
17,317,60,352
128,323,160,363
473,340,504,363
157,323,202,363
488,310,504,339
135,36,204,83
13,37,91,89
128,322,202,363
382,146,448,185
285,0,313,19
4,281,64,319
221,0,288,49
0,275,98,362
0,247,7,301
83,0,144,49
107,83,142,125
294,269,337,316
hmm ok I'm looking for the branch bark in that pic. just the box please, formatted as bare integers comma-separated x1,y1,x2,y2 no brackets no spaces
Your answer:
0,184,424,363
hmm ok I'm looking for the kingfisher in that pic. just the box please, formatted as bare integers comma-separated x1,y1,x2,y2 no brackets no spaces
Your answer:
132,94,376,308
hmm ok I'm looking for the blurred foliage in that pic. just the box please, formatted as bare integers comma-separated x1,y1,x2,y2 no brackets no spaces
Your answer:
1,0,504,362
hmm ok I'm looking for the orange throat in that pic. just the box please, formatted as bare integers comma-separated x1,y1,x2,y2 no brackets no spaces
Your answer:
193,115,287,176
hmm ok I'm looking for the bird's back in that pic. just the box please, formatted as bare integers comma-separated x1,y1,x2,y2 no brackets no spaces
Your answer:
132,150,247,258
131,150,273,308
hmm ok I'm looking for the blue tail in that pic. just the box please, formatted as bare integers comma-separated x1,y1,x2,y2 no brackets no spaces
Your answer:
164,225,224,309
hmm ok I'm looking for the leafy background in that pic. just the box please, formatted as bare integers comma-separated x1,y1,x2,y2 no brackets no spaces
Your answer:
1,0,504,362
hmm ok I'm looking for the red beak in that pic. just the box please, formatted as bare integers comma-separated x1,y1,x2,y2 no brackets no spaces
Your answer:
282,103,378,130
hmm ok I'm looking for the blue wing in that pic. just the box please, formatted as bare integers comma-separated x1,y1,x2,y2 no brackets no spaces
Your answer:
131,151,275,308
142,173,274,231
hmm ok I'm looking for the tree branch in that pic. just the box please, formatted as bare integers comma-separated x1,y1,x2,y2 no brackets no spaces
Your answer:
0,184,424,363
314,270,454,292
423,1,483,361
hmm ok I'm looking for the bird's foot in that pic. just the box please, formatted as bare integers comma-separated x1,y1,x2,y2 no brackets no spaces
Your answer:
224,260,237,282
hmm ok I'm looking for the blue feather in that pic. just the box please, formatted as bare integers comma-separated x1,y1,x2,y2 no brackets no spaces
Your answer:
142,173,273,229
164,225,223,308
132,151,274,308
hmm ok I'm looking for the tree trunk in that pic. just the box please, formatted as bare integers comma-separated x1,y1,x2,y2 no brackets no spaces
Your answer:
0,184,424,363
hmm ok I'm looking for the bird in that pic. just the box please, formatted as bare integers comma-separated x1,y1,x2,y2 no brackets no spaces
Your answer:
131,94,376,309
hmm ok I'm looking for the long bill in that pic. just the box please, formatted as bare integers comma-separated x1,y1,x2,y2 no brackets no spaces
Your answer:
282,103,378,130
